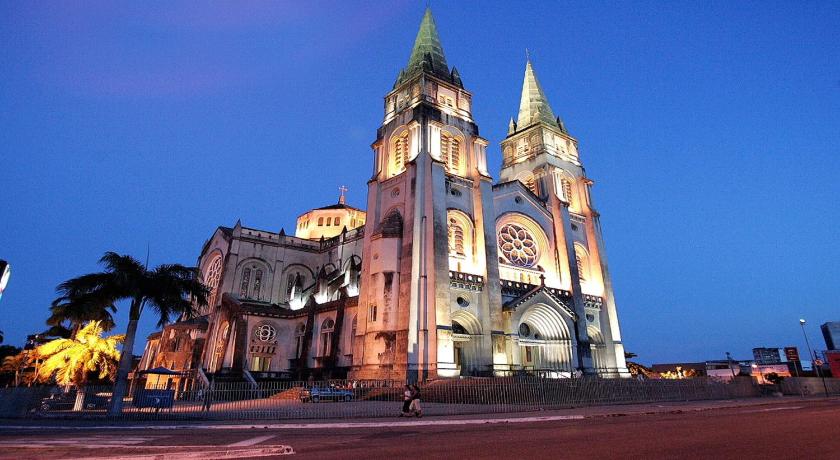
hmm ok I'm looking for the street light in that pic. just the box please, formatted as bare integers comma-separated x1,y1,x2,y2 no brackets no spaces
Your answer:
799,318,829,397
726,352,737,379
0,260,10,302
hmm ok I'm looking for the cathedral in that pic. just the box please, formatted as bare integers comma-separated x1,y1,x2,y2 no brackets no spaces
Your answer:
137,8,630,385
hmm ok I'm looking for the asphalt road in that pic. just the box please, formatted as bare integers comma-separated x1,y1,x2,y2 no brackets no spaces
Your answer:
0,398,837,459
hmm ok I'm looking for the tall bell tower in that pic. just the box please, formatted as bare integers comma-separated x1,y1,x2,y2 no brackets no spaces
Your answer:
351,8,500,381
500,59,628,376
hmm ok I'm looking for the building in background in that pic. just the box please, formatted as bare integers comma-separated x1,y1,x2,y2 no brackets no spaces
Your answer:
752,347,783,365
137,8,630,384
821,321,840,351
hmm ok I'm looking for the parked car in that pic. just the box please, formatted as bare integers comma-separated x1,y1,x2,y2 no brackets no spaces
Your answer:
300,386,354,403
40,391,111,411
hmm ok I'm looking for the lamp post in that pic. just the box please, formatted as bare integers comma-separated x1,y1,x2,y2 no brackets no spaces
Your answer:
0,260,10,302
799,318,829,397
726,352,737,380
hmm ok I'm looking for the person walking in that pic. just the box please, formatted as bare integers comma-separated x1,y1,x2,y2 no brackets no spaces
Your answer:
202,378,215,412
399,384,412,416
409,384,422,417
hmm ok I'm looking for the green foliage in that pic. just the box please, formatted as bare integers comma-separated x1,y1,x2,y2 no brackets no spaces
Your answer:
34,321,123,386
764,372,784,385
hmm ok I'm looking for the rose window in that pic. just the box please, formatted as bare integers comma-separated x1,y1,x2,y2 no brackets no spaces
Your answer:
254,324,276,342
498,223,538,268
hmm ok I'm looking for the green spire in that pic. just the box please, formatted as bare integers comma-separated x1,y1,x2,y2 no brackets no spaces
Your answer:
516,58,559,130
397,8,453,85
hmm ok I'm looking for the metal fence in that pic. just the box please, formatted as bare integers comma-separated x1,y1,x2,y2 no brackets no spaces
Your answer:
0,376,778,421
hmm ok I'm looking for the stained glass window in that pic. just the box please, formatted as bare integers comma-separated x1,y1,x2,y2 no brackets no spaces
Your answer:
253,270,263,299
498,223,538,268
204,256,223,308
239,268,251,297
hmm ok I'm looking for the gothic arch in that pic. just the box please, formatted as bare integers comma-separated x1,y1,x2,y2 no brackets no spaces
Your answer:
281,263,314,297
342,255,362,272
517,303,572,341
235,258,271,300
495,212,551,269
573,243,591,283
201,250,224,309
515,170,538,196
387,126,413,178
451,310,482,335
554,169,577,208
439,126,467,176
446,209,475,269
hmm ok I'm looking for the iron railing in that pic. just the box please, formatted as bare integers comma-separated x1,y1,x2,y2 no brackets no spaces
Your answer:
0,375,797,421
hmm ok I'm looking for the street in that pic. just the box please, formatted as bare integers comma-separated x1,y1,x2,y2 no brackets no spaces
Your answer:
0,398,837,459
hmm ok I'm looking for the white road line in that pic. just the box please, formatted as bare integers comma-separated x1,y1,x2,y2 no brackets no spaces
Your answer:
0,414,585,431
77,446,296,459
227,435,276,447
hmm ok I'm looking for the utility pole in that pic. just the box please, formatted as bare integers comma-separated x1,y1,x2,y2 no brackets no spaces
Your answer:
800,319,829,397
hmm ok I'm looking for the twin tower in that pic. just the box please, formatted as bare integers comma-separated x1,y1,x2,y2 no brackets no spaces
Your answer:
351,9,629,380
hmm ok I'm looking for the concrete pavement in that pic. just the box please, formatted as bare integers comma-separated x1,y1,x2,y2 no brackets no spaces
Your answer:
0,397,837,459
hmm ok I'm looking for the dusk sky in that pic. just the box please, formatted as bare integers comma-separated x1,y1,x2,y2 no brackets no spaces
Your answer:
1,1,838,364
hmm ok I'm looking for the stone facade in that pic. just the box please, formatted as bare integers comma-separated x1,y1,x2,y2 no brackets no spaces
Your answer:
138,8,629,383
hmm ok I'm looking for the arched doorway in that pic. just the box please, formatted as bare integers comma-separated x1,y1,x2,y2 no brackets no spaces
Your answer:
516,304,574,376
451,310,482,376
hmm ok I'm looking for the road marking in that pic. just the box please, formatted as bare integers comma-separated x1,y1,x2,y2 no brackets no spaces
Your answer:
760,406,802,412
76,446,295,459
228,435,276,446
0,414,584,431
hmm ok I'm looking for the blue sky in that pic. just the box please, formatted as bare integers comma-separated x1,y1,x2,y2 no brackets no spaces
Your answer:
1,1,838,364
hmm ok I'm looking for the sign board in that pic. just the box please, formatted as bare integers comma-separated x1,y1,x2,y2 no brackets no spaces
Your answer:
784,347,800,362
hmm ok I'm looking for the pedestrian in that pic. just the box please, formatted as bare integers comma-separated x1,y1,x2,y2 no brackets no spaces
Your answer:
409,384,422,417
202,378,214,412
399,384,412,416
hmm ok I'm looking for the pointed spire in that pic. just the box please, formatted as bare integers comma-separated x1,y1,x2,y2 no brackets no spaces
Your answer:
398,7,451,84
517,57,559,130
508,117,517,135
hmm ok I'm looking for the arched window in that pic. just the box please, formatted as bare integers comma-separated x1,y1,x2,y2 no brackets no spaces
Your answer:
253,270,263,299
334,217,340,226
320,318,335,357
204,255,223,308
318,217,324,226
294,323,306,359
392,131,409,176
574,244,589,282
239,268,251,297
526,176,537,195
561,177,575,206
503,146,513,165
440,132,461,174
448,218,464,255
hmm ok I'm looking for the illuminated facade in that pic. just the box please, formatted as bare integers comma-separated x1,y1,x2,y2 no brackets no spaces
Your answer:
139,8,628,384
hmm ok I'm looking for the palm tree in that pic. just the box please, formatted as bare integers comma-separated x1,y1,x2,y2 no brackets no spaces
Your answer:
56,252,209,415
1,352,32,387
47,292,117,338
35,321,124,410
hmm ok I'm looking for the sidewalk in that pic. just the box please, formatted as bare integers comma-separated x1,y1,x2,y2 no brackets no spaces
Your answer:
2,396,834,430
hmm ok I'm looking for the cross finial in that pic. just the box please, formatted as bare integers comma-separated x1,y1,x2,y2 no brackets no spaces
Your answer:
338,185,348,205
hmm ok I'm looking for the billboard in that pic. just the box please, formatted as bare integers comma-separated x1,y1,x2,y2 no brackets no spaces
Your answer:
784,347,800,362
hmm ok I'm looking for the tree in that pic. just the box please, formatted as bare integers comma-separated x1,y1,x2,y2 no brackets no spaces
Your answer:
47,291,117,339
1,350,30,387
34,321,124,410
56,252,208,415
